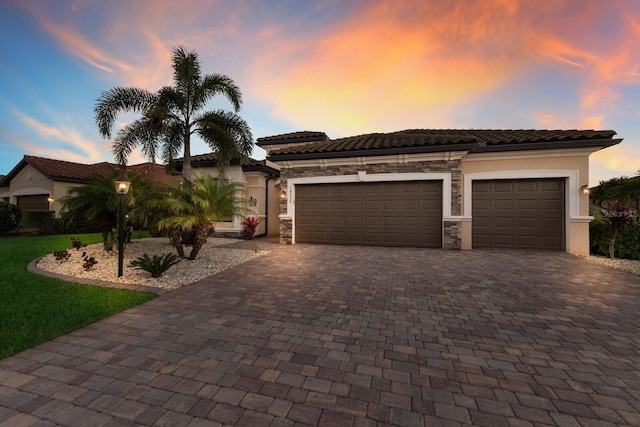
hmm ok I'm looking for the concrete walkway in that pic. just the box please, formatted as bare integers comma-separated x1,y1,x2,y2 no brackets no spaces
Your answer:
1,240,640,426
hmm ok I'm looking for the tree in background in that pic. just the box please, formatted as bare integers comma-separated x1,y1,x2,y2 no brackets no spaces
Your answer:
591,174,640,208
95,46,253,182
600,200,635,259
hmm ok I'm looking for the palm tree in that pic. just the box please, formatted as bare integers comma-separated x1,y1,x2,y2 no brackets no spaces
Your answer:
94,46,253,182
152,174,247,260
61,171,130,249
591,176,640,207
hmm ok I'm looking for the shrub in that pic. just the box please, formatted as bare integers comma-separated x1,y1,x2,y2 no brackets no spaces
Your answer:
58,210,100,234
242,217,260,253
0,202,21,234
53,250,71,262
590,215,640,260
71,237,84,250
82,255,98,271
130,253,180,278
25,210,56,234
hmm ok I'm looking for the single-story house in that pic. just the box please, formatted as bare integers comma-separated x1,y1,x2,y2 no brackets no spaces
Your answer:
0,155,280,237
257,129,621,256
0,156,178,223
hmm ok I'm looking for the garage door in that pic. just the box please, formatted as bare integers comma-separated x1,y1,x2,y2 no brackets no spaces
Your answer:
295,181,442,247
472,178,564,250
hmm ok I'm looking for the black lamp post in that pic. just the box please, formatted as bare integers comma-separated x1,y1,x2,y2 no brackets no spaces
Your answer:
114,175,131,277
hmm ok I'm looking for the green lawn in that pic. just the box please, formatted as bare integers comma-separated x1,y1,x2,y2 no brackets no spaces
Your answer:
0,233,156,359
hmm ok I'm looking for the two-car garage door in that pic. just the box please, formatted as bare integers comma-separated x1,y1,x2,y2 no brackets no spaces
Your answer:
295,181,442,247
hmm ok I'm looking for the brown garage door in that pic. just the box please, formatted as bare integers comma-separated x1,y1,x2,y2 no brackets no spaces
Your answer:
472,178,564,250
295,181,442,247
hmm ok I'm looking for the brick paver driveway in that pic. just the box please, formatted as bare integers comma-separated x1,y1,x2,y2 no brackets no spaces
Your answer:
1,241,640,426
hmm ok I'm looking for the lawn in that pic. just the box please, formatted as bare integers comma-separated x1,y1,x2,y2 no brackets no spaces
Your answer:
0,233,156,359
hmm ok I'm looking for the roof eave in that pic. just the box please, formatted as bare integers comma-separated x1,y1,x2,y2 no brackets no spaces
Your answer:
267,143,479,161
471,138,622,153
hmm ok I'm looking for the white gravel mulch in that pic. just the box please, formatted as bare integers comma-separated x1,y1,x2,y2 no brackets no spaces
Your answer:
36,237,267,291
582,255,640,276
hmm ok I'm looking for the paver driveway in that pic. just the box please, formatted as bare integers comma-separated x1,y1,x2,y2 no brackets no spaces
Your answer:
1,241,640,426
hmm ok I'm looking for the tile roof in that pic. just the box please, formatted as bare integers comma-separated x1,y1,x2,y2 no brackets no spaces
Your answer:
174,153,280,175
0,156,180,187
256,131,329,146
266,129,620,160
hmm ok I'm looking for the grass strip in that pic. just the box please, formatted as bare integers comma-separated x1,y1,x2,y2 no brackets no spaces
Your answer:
0,233,156,359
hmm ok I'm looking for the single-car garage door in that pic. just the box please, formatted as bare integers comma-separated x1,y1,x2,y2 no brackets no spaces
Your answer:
472,178,564,250
295,181,442,247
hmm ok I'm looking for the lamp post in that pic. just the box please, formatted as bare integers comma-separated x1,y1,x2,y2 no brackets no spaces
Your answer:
114,175,131,277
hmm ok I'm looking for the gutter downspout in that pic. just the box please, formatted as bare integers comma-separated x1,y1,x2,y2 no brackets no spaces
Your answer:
257,174,275,237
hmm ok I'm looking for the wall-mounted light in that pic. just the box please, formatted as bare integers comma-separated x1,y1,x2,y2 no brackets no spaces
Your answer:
280,190,287,199
581,185,590,195
249,196,257,206
47,195,54,203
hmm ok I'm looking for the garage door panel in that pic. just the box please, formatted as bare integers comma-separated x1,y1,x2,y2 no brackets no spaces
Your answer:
296,181,442,247
473,178,564,250
493,182,515,192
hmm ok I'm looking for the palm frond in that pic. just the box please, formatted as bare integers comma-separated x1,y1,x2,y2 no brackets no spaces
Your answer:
197,74,242,112
195,109,253,168
94,87,156,138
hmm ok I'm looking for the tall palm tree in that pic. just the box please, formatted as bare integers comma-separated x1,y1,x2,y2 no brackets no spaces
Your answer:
152,174,247,260
94,46,253,182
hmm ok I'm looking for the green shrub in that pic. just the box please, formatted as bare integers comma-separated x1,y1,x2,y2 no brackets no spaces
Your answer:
58,210,100,234
130,253,180,278
0,202,21,234
25,210,56,234
590,215,640,259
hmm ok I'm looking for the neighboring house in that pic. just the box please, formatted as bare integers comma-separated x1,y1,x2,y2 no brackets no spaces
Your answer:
0,154,280,237
257,129,621,256
173,154,281,237
0,156,179,224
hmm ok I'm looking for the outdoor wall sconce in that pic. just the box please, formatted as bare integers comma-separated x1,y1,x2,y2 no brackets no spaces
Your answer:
280,190,287,199
114,175,131,277
581,185,590,195
249,196,257,206
47,195,54,203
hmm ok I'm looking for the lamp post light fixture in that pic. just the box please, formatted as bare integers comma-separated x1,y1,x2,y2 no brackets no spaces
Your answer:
114,175,131,277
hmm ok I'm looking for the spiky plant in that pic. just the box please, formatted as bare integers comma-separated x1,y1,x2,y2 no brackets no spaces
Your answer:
130,253,181,278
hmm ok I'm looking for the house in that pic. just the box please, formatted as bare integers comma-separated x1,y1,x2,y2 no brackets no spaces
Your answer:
0,156,179,223
257,129,621,256
0,154,280,237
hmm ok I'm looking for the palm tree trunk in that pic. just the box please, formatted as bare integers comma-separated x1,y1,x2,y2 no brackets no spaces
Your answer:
188,225,207,260
182,130,192,182
168,225,185,258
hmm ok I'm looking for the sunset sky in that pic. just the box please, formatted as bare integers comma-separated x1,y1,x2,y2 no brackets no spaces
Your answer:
1,0,639,185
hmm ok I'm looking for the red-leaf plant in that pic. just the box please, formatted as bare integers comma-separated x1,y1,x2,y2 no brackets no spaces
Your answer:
242,217,260,253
